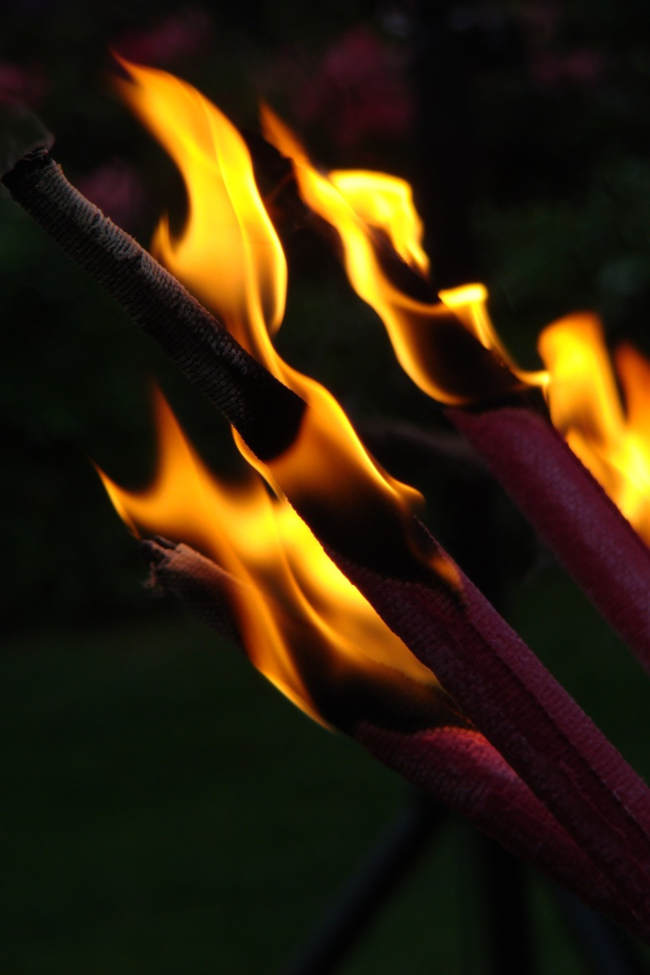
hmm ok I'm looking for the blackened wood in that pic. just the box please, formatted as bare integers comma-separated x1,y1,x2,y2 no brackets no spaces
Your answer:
1,149,305,462
448,404,650,672
144,537,241,644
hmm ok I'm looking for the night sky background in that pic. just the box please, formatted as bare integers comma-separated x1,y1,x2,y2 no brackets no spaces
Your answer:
2,2,650,972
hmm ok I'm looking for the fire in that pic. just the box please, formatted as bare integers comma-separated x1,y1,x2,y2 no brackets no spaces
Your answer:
116,60,433,564
97,389,446,728
102,60,649,729
327,170,429,275
539,314,650,543
262,108,650,544
102,59,457,727
261,105,545,405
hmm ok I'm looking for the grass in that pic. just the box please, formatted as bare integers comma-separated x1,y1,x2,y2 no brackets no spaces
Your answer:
1,581,648,973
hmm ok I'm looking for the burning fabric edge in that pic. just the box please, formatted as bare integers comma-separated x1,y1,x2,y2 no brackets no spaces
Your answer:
97,387,459,735
3,61,650,941
261,107,650,672
146,534,640,937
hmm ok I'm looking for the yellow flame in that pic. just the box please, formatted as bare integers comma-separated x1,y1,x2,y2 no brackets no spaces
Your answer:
539,314,650,542
97,390,445,726
115,56,286,356
328,170,430,275
259,106,650,543
261,104,546,405
118,60,424,527
103,60,460,725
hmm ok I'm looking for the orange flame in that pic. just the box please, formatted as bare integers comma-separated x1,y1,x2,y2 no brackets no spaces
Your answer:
97,389,446,727
101,60,459,725
261,108,650,544
117,61,428,548
261,105,546,405
539,314,650,543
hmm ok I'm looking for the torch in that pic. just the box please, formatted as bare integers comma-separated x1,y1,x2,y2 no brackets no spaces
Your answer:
3,60,650,942
260,106,650,675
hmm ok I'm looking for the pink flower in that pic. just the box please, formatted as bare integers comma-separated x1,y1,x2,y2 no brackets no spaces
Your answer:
269,26,414,151
113,8,212,66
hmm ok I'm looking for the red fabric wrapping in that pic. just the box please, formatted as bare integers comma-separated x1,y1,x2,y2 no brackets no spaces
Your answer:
333,549,650,934
8,147,649,937
357,723,647,937
144,539,647,937
448,405,650,671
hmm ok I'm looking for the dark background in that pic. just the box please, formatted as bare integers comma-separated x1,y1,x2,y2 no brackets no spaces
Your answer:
2,2,650,971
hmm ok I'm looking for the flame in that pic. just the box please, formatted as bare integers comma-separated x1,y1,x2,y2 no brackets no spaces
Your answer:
97,390,445,726
539,314,650,543
103,60,460,725
115,56,286,356
328,170,429,275
260,107,650,543
261,105,546,405
117,61,428,549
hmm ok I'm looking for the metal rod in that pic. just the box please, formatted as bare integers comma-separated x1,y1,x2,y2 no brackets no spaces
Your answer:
474,832,536,975
284,793,443,975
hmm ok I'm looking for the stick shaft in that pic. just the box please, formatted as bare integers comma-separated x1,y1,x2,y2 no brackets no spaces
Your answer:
2,150,305,461
448,405,650,670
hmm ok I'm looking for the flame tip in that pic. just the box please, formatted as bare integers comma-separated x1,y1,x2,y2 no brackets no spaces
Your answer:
105,62,649,733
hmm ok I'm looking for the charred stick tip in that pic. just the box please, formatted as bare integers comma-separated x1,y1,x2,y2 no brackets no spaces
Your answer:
142,537,241,641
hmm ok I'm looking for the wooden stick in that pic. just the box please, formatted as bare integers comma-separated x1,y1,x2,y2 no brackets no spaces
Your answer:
145,541,650,935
